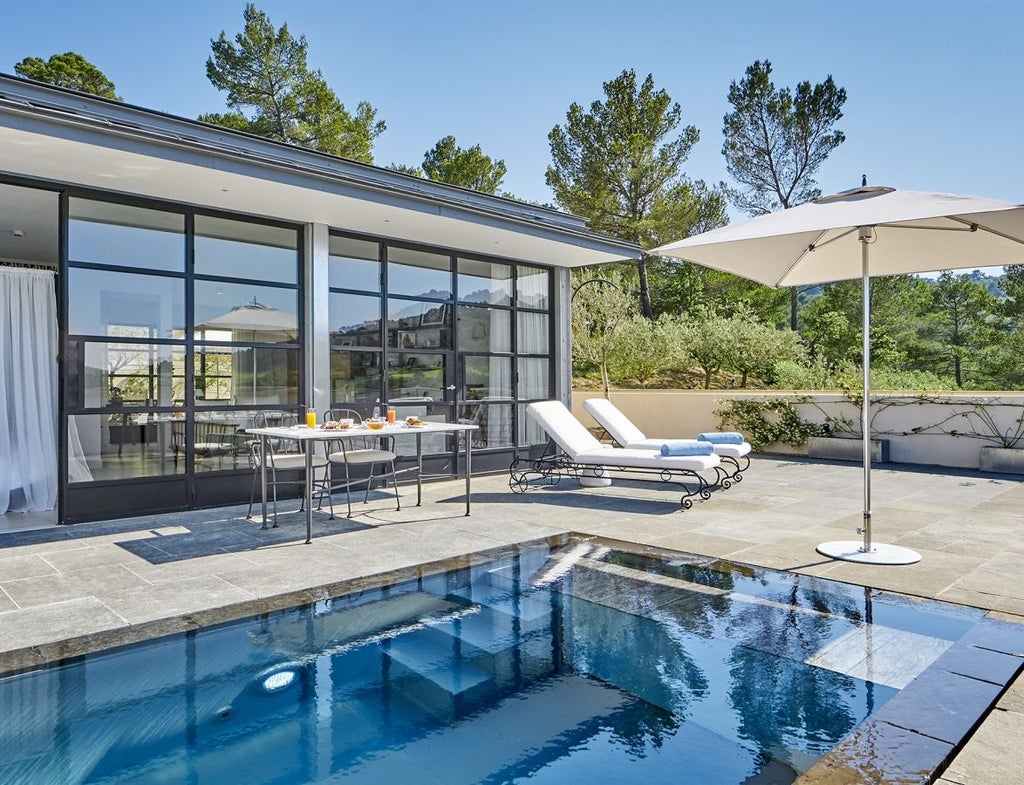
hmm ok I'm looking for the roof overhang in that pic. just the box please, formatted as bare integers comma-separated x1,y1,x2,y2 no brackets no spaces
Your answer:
0,75,639,267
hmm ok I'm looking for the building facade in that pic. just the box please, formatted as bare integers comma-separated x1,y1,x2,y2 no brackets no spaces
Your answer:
0,75,637,523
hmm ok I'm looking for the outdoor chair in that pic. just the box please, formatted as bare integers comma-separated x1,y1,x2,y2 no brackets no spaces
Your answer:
582,397,752,483
509,401,724,509
246,410,329,527
319,408,400,518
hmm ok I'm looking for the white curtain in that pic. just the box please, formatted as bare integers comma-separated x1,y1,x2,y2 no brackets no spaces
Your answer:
0,268,58,514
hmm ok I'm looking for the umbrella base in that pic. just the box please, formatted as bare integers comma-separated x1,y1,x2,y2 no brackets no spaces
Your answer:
816,540,922,565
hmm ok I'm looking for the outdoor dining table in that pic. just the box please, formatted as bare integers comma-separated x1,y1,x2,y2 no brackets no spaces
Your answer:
245,420,479,544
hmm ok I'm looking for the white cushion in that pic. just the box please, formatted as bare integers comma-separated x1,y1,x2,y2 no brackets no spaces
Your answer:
575,447,720,472
328,449,396,465
527,401,603,459
621,437,751,459
267,453,327,470
582,398,647,445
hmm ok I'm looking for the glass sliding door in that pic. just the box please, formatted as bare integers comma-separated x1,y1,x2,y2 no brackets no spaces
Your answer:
63,197,302,522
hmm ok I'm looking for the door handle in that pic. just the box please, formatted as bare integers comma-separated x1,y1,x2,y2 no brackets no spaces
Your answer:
445,385,457,391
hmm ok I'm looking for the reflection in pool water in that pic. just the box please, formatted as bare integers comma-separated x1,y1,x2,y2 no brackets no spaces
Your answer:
0,539,1017,784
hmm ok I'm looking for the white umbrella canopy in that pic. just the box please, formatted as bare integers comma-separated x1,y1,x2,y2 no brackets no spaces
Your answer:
649,185,1024,565
652,186,1024,287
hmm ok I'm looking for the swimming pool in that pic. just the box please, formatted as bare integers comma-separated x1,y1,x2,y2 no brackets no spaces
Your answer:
1,537,1021,784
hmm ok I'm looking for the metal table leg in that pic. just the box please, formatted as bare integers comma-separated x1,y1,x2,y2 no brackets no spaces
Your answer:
260,434,269,530
464,429,472,516
416,432,423,506
304,441,313,545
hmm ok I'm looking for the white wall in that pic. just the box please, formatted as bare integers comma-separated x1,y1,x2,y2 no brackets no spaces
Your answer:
572,389,1024,469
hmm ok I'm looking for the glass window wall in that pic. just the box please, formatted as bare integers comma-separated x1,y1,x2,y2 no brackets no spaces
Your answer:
329,292,381,347
194,216,298,284
193,344,298,406
457,306,511,353
329,236,380,291
387,247,452,299
457,258,512,306
67,268,185,339
69,199,184,272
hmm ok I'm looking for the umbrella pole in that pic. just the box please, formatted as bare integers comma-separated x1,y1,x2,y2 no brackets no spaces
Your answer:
860,229,873,553
816,226,920,565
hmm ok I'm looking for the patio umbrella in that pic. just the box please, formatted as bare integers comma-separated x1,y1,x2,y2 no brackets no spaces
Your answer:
649,184,1024,564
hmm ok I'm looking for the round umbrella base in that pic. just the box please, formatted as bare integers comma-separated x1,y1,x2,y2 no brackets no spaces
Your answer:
816,540,922,565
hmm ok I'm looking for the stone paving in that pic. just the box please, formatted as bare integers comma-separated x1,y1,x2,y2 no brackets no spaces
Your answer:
0,455,1022,783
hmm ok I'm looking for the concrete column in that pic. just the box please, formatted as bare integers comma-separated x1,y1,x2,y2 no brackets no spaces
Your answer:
303,223,330,417
554,267,572,405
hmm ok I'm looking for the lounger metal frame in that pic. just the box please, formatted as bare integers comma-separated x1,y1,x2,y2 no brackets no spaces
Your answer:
508,453,720,509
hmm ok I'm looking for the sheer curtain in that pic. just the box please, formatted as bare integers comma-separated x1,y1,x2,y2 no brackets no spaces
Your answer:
0,268,58,513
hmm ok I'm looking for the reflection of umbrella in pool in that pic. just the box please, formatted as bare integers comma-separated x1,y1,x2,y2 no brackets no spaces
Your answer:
196,299,298,402
650,185,1024,565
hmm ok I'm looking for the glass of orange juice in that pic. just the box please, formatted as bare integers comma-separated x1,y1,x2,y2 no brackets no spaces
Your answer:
305,408,316,428
386,408,396,424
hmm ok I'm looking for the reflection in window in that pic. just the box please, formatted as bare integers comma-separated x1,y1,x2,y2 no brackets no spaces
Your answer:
329,235,380,291
518,357,549,400
194,281,298,342
193,410,255,472
457,306,511,353
68,268,185,338
329,292,381,347
67,341,184,409
517,266,549,310
388,352,446,400
457,258,511,305
461,402,513,449
517,311,549,354
193,345,298,406
464,355,512,400
68,412,185,481
517,403,547,446
330,350,382,407
69,199,184,272
195,215,298,284
387,299,451,349
387,247,452,299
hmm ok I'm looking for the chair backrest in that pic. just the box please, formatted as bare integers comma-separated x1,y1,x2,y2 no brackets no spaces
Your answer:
526,401,604,459
582,398,646,446
253,411,298,429
324,408,363,424
253,410,299,454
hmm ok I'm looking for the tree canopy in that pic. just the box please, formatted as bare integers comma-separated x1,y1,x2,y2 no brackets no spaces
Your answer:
200,4,385,163
722,60,847,329
14,52,120,100
421,135,507,194
548,69,727,318
722,60,846,215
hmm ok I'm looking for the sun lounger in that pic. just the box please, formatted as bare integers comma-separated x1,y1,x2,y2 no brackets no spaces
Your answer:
582,397,752,483
509,401,722,509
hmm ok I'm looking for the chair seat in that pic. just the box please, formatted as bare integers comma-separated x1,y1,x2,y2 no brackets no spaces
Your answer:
328,449,397,465
268,453,329,470
195,442,233,455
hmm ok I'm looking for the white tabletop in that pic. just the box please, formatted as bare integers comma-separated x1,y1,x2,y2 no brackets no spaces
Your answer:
246,421,478,440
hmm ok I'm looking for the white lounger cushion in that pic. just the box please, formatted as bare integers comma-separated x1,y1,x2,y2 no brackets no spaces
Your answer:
582,398,751,459
526,401,719,472
575,448,719,472
622,437,751,460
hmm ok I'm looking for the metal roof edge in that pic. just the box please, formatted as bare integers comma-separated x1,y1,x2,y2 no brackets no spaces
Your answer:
0,74,640,257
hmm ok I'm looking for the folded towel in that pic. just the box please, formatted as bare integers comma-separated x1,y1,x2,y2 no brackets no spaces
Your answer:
697,432,745,445
660,441,715,456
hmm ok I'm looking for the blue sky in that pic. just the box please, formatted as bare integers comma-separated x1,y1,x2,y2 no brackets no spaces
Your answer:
3,0,1022,215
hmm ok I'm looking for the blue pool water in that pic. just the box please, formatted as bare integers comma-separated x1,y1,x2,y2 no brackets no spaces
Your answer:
0,540,1011,784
